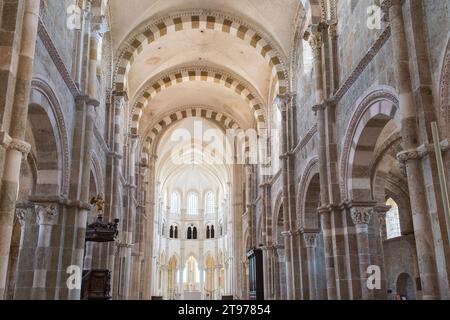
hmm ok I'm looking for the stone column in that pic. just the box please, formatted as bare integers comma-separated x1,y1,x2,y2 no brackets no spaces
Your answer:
31,204,58,300
303,232,319,300
372,206,389,300
275,96,295,300
178,265,184,300
5,208,27,300
350,207,374,300
0,0,40,299
143,155,156,299
308,27,338,300
199,265,205,299
215,265,221,300
161,265,168,300
389,0,440,300
262,246,275,300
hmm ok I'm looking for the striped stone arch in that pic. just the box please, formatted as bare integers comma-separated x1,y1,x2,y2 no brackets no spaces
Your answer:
131,66,266,135
139,105,248,160
113,10,289,96
340,88,399,201
30,78,70,195
297,157,320,231
272,191,284,245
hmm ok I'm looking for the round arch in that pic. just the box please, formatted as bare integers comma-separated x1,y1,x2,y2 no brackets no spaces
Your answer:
339,87,399,200
28,78,70,196
113,10,290,96
130,65,267,135
297,157,320,231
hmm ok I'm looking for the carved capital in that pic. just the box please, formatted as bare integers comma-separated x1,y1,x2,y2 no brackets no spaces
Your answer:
328,22,338,39
15,208,27,227
350,207,373,225
303,232,318,248
312,103,325,115
274,94,291,112
308,32,322,58
397,149,424,163
7,138,31,155
0,131,12,149
36,204,59,226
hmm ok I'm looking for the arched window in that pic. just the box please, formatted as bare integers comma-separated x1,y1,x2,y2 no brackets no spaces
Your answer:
187,192,199,215
206,226,211,239
302,39,313,74
386,198,401,239
187,227,193,240
170,191,180,214
162,222,165,236
205,191,215,214
174,226,178,239
193,227,198,240
211,225,215,239
170,226,174,239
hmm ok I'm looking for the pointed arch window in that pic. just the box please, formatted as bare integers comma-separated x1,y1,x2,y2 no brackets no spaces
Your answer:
187,192,199,215
187,227,193,240
205,191,215,214
386,198,401,239
193,227,198,240
206,226,211,239
174,226,178,239
170,226,174,239
170,191,180,214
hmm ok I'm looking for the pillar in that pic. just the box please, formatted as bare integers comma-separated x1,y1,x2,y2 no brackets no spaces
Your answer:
303,232,319,300
215,265,221,300
31,204,58,300
276,96,295,300
308,27,337,300
0,0,40,299
389,0,440,300
199,265,204,299
350,207,374,300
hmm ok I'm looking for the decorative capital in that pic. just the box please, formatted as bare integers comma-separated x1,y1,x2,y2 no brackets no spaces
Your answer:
396,148,425,163
328,22,338,39
303,232,318,248
274,94,291,112
36,204,59,226
15,208,27,227
312,103,325,115
350,207,373,225
308,32,322,58
0,131,12,149
8,138,31,155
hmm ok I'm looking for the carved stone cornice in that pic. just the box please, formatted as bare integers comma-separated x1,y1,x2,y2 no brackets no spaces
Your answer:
36,204,58,226
397,142,450,165
293,124,318,154
37,19,80,97
333,26,391,102
29,195,92,210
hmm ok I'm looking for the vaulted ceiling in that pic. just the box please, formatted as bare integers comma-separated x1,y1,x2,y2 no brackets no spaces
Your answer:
109,0,303,135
